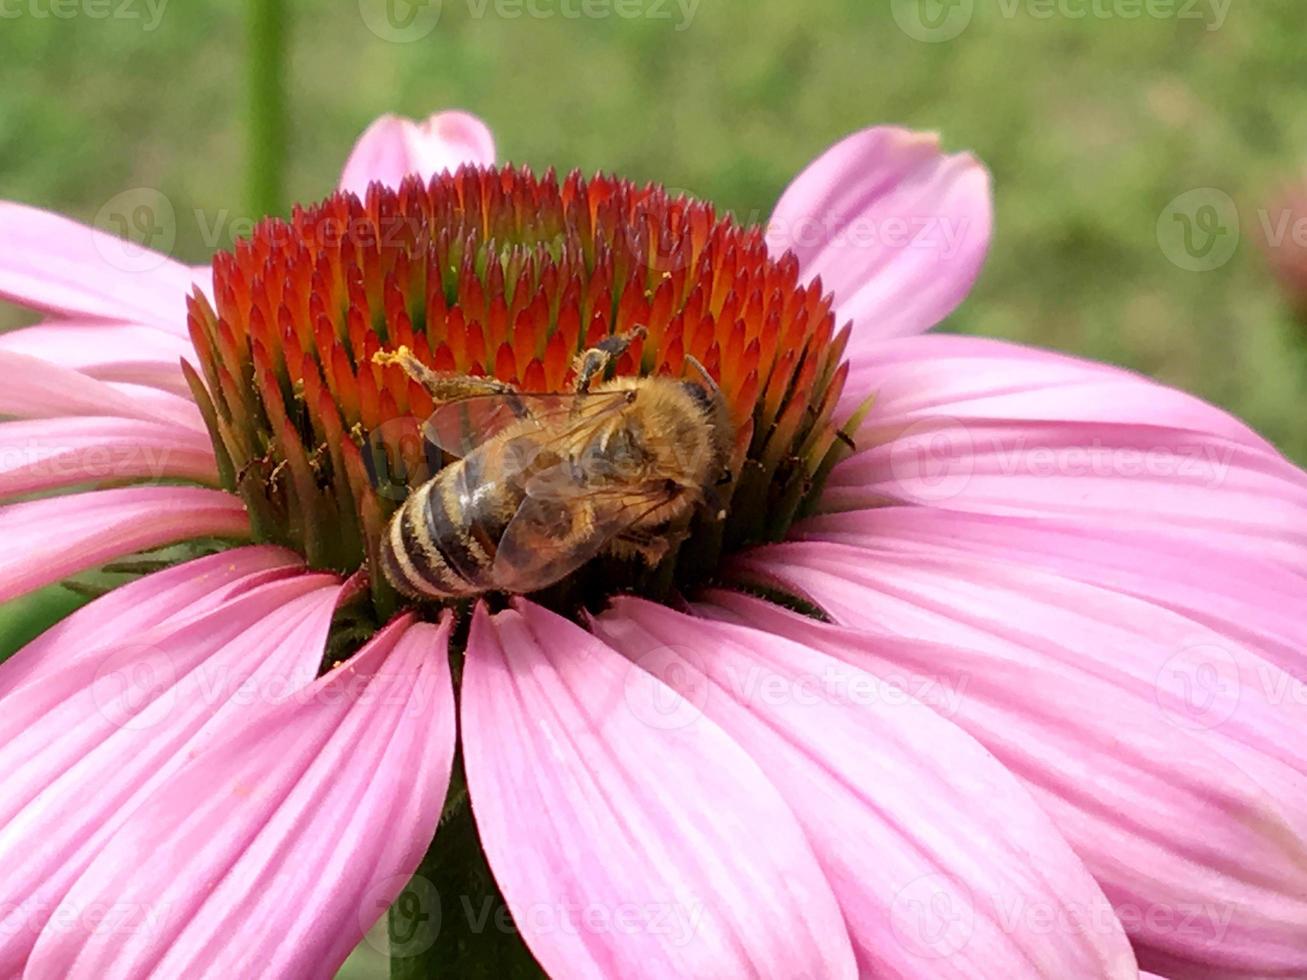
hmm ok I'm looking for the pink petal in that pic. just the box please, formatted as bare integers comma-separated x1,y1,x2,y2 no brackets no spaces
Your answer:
824,336,1307,572
0,573,342,975
797,507,1307,683
339,111,496,196
0,350,204,431
767,126,992,357
0,416,217,499
826,421,1307,572
593,599,1138,978
462,601,856,979
0,201,196,331
25,615,456,979
837,332,1276,449
0,544,306,696
0,486,250,604
725,539,1307,976
739,539,1307,787
0,320,194,394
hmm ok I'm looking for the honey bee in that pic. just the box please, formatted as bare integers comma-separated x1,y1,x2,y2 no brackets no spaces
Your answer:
375,328,734,599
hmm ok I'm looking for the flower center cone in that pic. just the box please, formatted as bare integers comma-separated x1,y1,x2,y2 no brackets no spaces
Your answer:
185,166,854,619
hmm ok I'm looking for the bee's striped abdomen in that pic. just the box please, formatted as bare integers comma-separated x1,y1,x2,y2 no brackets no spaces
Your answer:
380,481,469,599
378,449,520,599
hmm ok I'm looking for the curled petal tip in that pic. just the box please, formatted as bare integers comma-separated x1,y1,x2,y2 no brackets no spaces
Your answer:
339,109,497,195
768,123,994,355
417,109,496,161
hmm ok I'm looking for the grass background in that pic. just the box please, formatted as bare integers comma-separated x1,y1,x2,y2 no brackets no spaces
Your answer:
2,1,1305,974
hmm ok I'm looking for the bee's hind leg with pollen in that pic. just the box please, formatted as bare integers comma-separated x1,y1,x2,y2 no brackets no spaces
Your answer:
372,345,520,402
572,325,648,394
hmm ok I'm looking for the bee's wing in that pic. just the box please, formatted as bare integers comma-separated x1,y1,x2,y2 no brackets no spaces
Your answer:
489,479,672,594
422,391,631,459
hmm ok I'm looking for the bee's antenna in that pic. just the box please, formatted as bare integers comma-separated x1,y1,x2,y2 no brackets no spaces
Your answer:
683,354,721,401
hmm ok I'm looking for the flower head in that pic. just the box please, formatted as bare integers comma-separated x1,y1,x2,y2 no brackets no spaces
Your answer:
1,110,1305,979
185,166,850,614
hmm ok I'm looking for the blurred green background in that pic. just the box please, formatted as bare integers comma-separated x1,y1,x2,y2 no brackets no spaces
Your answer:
2,1,1306,972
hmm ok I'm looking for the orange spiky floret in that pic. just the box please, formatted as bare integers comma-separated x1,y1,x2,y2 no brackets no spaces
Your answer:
186,166,851,612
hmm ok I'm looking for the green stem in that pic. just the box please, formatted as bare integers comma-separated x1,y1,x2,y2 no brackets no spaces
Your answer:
246,0,288,218
390,757,544,979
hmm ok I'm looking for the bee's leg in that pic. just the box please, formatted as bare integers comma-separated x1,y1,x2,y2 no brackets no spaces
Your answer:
572,325,648,393
608,531,672,567
373,346,519,401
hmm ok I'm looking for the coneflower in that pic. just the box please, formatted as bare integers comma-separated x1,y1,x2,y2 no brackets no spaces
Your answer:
0,110,1304,978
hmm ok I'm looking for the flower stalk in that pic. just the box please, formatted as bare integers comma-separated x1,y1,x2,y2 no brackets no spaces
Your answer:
390,760,541,979
246,0,288,218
